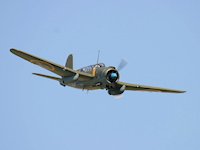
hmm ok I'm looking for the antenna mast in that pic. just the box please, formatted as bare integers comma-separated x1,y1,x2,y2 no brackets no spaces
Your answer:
96,50,100,64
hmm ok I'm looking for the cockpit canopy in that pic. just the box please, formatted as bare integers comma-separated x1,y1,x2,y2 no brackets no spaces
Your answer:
78,63,105,72
94,63,105,68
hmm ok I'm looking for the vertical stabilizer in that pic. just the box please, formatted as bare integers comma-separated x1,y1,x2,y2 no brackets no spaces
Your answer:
65,54,73,69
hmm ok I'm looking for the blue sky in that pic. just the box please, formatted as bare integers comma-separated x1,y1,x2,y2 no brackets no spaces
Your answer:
1,0,200,150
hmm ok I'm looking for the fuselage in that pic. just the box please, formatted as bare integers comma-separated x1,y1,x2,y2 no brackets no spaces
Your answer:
64,63,119,90
64,63,105,90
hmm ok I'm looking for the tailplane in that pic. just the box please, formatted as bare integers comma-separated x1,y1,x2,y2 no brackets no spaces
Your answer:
32,73,61,81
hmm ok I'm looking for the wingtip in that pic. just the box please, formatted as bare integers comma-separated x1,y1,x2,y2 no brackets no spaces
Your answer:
10,48,15,53
10,48,18,54
177,90,186,93
32,73,41,76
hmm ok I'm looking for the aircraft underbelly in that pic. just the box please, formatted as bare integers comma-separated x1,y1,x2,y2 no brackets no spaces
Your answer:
66,80,101,90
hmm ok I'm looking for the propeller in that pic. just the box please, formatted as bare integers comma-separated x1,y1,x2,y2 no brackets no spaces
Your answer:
112,59,127,99
117,59,128,71
114,94,124,100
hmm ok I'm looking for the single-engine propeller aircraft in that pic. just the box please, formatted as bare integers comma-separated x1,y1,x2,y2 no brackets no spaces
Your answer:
10,48,185,95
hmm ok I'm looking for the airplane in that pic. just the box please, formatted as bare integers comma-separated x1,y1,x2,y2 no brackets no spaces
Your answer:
10,48,185,95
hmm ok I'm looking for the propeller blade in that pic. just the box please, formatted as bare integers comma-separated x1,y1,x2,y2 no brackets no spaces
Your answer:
114,94,124,100
117,59,127,71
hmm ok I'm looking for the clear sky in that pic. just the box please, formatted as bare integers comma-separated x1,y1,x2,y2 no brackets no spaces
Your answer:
0,0,199,150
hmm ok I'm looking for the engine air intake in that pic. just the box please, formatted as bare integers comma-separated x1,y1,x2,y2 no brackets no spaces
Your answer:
106,70,119,83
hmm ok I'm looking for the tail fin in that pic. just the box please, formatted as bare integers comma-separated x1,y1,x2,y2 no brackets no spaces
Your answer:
32,73,61,81
65,54,73,69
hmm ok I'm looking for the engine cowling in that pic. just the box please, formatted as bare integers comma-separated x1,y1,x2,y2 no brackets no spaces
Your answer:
106,69,119,83
95,67,120,84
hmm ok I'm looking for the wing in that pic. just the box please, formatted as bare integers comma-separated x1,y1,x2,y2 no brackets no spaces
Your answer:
117,81,185,93
10,48,94,81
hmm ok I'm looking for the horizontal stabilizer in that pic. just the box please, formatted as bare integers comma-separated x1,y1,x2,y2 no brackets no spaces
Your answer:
32,73,61,81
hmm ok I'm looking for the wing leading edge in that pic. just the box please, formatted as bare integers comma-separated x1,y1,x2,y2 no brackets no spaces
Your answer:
10,48,94,81
117,82,185,93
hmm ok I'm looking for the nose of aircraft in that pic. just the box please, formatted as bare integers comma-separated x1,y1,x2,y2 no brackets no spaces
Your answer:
106,68,120,83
